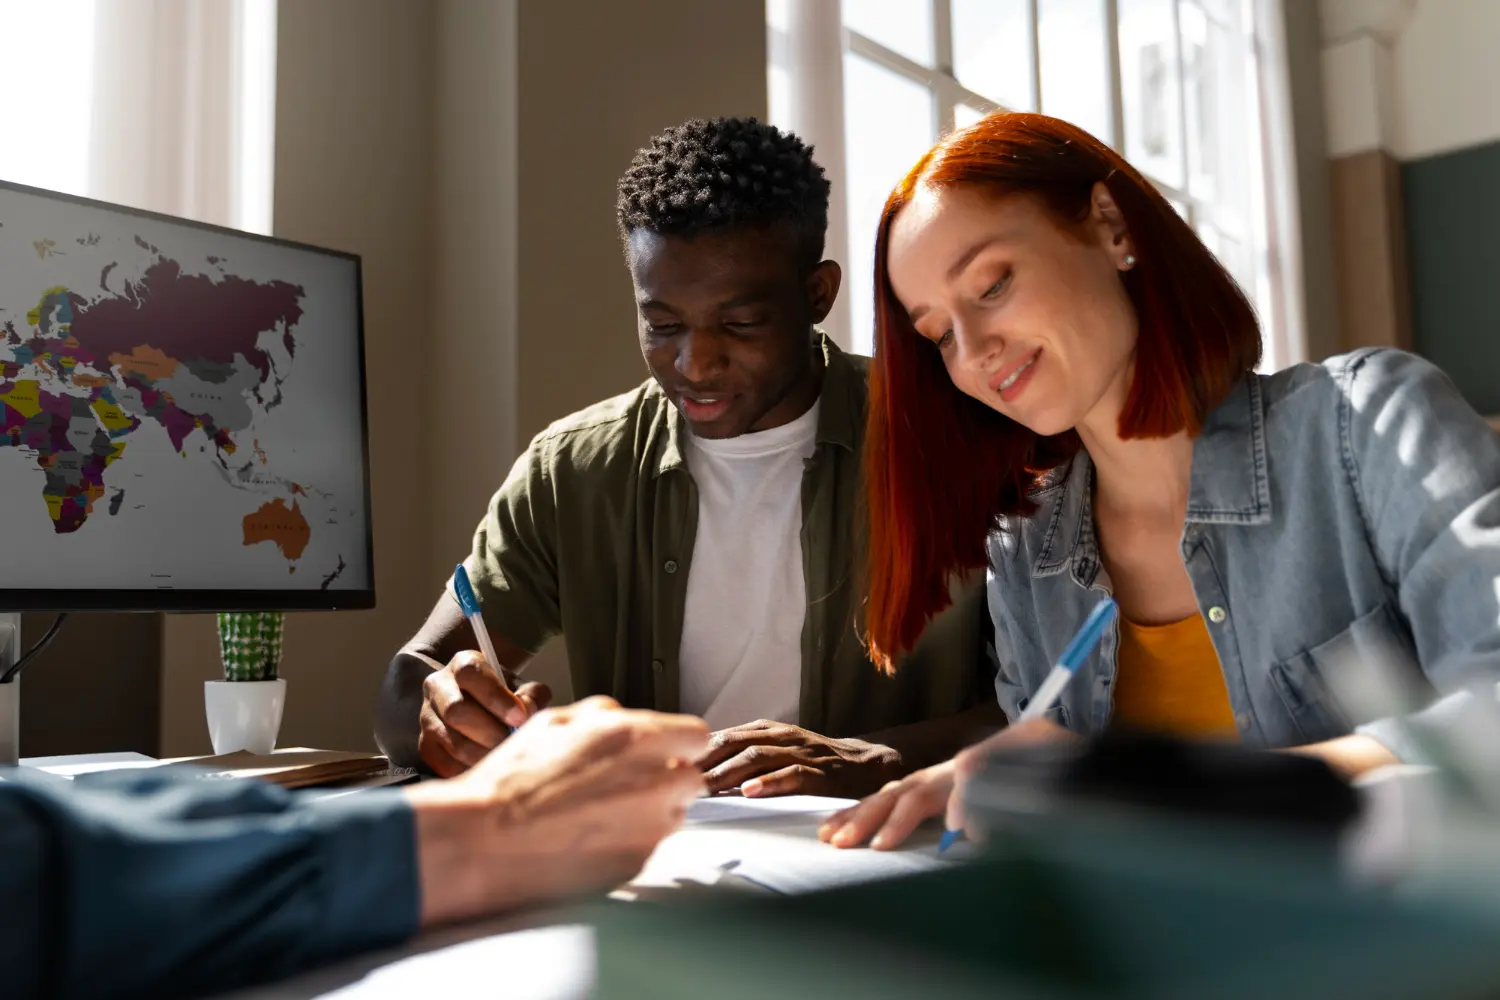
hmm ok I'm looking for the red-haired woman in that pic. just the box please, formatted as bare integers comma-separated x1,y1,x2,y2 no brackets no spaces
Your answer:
821,112,1500,851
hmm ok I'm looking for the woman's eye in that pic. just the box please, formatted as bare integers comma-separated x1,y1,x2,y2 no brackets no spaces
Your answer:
981,274,1010,299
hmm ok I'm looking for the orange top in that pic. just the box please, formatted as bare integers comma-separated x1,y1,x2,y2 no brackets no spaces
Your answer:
1111,612,1239,738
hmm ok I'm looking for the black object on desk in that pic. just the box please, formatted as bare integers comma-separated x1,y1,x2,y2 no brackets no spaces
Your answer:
967,728,1363,836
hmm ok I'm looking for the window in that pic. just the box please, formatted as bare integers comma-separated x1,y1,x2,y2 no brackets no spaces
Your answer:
0,1,97,197
0,0,276,236
769,0,1287,370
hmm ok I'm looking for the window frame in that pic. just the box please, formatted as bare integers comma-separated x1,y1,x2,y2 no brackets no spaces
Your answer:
844,0,1254,239
771,0,1298,370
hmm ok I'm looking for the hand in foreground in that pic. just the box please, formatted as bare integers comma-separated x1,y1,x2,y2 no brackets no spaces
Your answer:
406,696,710,927
697,720,902,799
418,650,553,777
818,718,1074,851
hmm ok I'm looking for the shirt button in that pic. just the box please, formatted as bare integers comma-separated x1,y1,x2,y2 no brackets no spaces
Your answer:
651,659,664,673
1235,713,1252,731
1207,606,1227,624
663,560,678,574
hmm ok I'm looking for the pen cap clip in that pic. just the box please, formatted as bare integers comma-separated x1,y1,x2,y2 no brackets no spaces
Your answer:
452,563,481,618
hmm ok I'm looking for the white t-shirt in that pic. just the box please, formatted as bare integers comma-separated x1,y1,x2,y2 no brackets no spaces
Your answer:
678,399,820,731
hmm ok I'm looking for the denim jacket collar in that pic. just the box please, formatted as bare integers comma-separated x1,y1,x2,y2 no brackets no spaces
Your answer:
1031,373,1273,582
1186,374,1273,526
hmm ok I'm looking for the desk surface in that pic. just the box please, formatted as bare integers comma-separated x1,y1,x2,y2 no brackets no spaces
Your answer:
216,793,963,1000
15,754,1450,999
18,756,961,999
220,912,595,1000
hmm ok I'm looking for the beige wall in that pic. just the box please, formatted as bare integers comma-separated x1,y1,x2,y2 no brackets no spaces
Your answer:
510,0,769,698
1328,149,1412,354
1318,0,1500,368
156,0,768,754
429,0,520,579
514,0,768,445
160,0,437,756
1320,0,1500,162
1282,0,1342,363
20,612,160,757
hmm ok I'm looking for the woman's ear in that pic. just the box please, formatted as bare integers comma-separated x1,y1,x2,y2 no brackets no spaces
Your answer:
1090,181,1136,271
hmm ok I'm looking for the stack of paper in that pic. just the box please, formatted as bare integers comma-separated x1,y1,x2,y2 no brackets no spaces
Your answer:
153,748,403,789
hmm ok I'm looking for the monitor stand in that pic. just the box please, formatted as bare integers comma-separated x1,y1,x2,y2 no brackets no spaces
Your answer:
0,613,18,766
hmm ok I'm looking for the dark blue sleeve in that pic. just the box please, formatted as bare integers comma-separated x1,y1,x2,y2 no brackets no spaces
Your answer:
0,767,421,1000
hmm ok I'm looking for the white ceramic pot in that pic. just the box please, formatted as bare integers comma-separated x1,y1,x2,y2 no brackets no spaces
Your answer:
204,678,286,755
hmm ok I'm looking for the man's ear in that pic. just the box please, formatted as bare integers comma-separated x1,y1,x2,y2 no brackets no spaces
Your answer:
806,260,842,324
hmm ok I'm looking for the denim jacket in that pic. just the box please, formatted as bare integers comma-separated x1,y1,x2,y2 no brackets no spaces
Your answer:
986,348,1500,763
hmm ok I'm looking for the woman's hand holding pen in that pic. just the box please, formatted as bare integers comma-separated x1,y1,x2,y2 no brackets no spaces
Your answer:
817,718,1075,851
418,650,552,777
826,599,1113,850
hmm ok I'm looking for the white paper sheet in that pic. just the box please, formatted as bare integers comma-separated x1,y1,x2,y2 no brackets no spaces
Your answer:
312,925,593,1000
19,751,158,778
623,793,968,897
683,793,859,824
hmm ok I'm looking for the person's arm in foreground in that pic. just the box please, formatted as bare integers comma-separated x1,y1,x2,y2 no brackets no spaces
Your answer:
2,697,707,1000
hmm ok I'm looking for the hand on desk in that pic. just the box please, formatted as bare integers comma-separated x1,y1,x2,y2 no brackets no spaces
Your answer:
819,718,1074,850
698,720,902,799
418,650,553,777
407,695,710,928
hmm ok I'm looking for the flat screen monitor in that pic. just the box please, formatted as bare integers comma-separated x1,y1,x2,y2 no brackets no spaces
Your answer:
0,179,373,611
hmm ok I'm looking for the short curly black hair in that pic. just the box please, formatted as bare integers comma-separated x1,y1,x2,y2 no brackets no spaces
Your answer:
616,117,831,270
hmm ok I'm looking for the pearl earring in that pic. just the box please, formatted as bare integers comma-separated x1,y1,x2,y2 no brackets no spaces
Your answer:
1123,254,1137,269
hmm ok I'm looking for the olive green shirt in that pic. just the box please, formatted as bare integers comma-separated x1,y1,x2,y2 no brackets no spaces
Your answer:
463,334,992,737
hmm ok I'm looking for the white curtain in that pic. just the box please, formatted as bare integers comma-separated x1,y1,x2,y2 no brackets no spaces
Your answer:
0,1,97,196
87,0,277,234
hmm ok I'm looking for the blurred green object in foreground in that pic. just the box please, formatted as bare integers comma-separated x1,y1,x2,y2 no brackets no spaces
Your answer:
593,810,1500,1000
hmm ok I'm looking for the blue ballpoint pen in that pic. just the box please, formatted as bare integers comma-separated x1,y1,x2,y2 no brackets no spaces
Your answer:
452,562,506,687
939,597,1120,853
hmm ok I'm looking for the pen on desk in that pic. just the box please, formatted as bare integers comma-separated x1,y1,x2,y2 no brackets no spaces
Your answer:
452,563,506,686
938,596,1120,853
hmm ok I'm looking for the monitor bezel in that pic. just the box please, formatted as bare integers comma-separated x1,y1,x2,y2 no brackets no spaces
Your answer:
0,177,376,613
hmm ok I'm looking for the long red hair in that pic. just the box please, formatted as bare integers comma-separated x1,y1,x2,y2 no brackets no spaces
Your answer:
864,112,1260,674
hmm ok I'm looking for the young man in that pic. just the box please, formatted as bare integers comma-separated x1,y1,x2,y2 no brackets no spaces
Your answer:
375,118,1001,797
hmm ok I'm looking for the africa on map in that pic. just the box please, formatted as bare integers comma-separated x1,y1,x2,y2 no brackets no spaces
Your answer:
0,184,369,595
